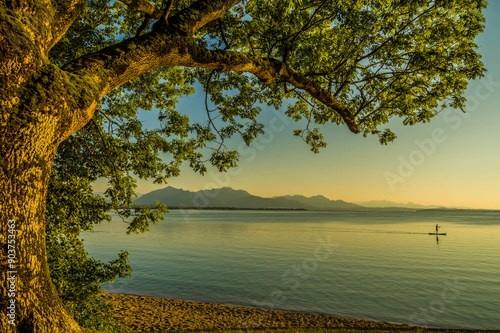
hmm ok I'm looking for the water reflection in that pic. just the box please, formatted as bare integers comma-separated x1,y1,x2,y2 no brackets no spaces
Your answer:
82,210,500,330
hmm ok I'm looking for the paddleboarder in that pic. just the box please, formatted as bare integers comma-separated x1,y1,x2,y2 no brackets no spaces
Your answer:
435,224,440,233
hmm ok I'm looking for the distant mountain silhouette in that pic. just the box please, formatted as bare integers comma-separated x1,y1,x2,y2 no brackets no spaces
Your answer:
134,186,362,210
275,194,361,210
355,200,444,209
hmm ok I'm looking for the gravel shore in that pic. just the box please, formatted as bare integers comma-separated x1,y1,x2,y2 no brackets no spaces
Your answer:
101,293,418,332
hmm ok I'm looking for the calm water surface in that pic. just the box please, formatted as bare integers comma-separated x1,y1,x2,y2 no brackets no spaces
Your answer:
81,210,500,329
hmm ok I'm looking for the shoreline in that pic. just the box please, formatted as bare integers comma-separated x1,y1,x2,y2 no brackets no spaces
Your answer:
100,293,488,332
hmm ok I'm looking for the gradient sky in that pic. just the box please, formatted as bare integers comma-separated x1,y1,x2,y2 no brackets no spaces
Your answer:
96,2,500,210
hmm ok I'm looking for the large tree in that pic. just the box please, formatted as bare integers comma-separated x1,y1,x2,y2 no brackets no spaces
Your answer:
0,0,486,331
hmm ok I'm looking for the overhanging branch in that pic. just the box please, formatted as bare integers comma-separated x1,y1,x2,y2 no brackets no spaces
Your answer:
179,44,359,133
63,34,359,135
60,0,358,139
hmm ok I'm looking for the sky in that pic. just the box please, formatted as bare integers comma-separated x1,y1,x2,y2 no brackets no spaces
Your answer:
97,2,500,210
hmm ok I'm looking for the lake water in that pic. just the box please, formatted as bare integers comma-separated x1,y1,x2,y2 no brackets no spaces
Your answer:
81,209,500,330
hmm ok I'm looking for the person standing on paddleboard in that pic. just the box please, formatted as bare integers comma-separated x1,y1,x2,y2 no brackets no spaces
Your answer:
435,224,440,233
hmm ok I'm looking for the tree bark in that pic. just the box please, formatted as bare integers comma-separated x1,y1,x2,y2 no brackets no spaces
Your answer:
0,106,83,332
0,1,89,329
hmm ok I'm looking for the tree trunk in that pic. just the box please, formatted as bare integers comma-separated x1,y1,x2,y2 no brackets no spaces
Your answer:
1,0,96,328
0,106,84,332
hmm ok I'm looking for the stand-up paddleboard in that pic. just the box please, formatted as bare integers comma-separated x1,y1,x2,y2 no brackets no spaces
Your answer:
429,233,447,235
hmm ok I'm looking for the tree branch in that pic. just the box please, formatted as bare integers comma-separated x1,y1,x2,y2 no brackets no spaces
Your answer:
97,109,128,133
59,0,358,139
354,4,437,64
62,33,358,135
90,118,121,186
287,0,328,47
167,0,241,35
218,19,231,50
164,42,355,130
118,0,163,19
50,0,86,50
61,0,243,98
160,0,175,23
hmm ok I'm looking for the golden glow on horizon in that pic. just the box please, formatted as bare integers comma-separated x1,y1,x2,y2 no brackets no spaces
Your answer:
121,170,499,210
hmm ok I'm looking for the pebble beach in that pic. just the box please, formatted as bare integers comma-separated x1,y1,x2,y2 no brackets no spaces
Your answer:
101,293,419,332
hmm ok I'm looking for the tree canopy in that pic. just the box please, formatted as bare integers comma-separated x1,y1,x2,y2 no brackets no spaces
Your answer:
48,0,486,229
0,0,487,331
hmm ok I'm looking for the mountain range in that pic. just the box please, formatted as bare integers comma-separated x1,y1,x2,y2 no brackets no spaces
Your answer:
132,186,455,210
355,200,443,209
134,186,362,210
